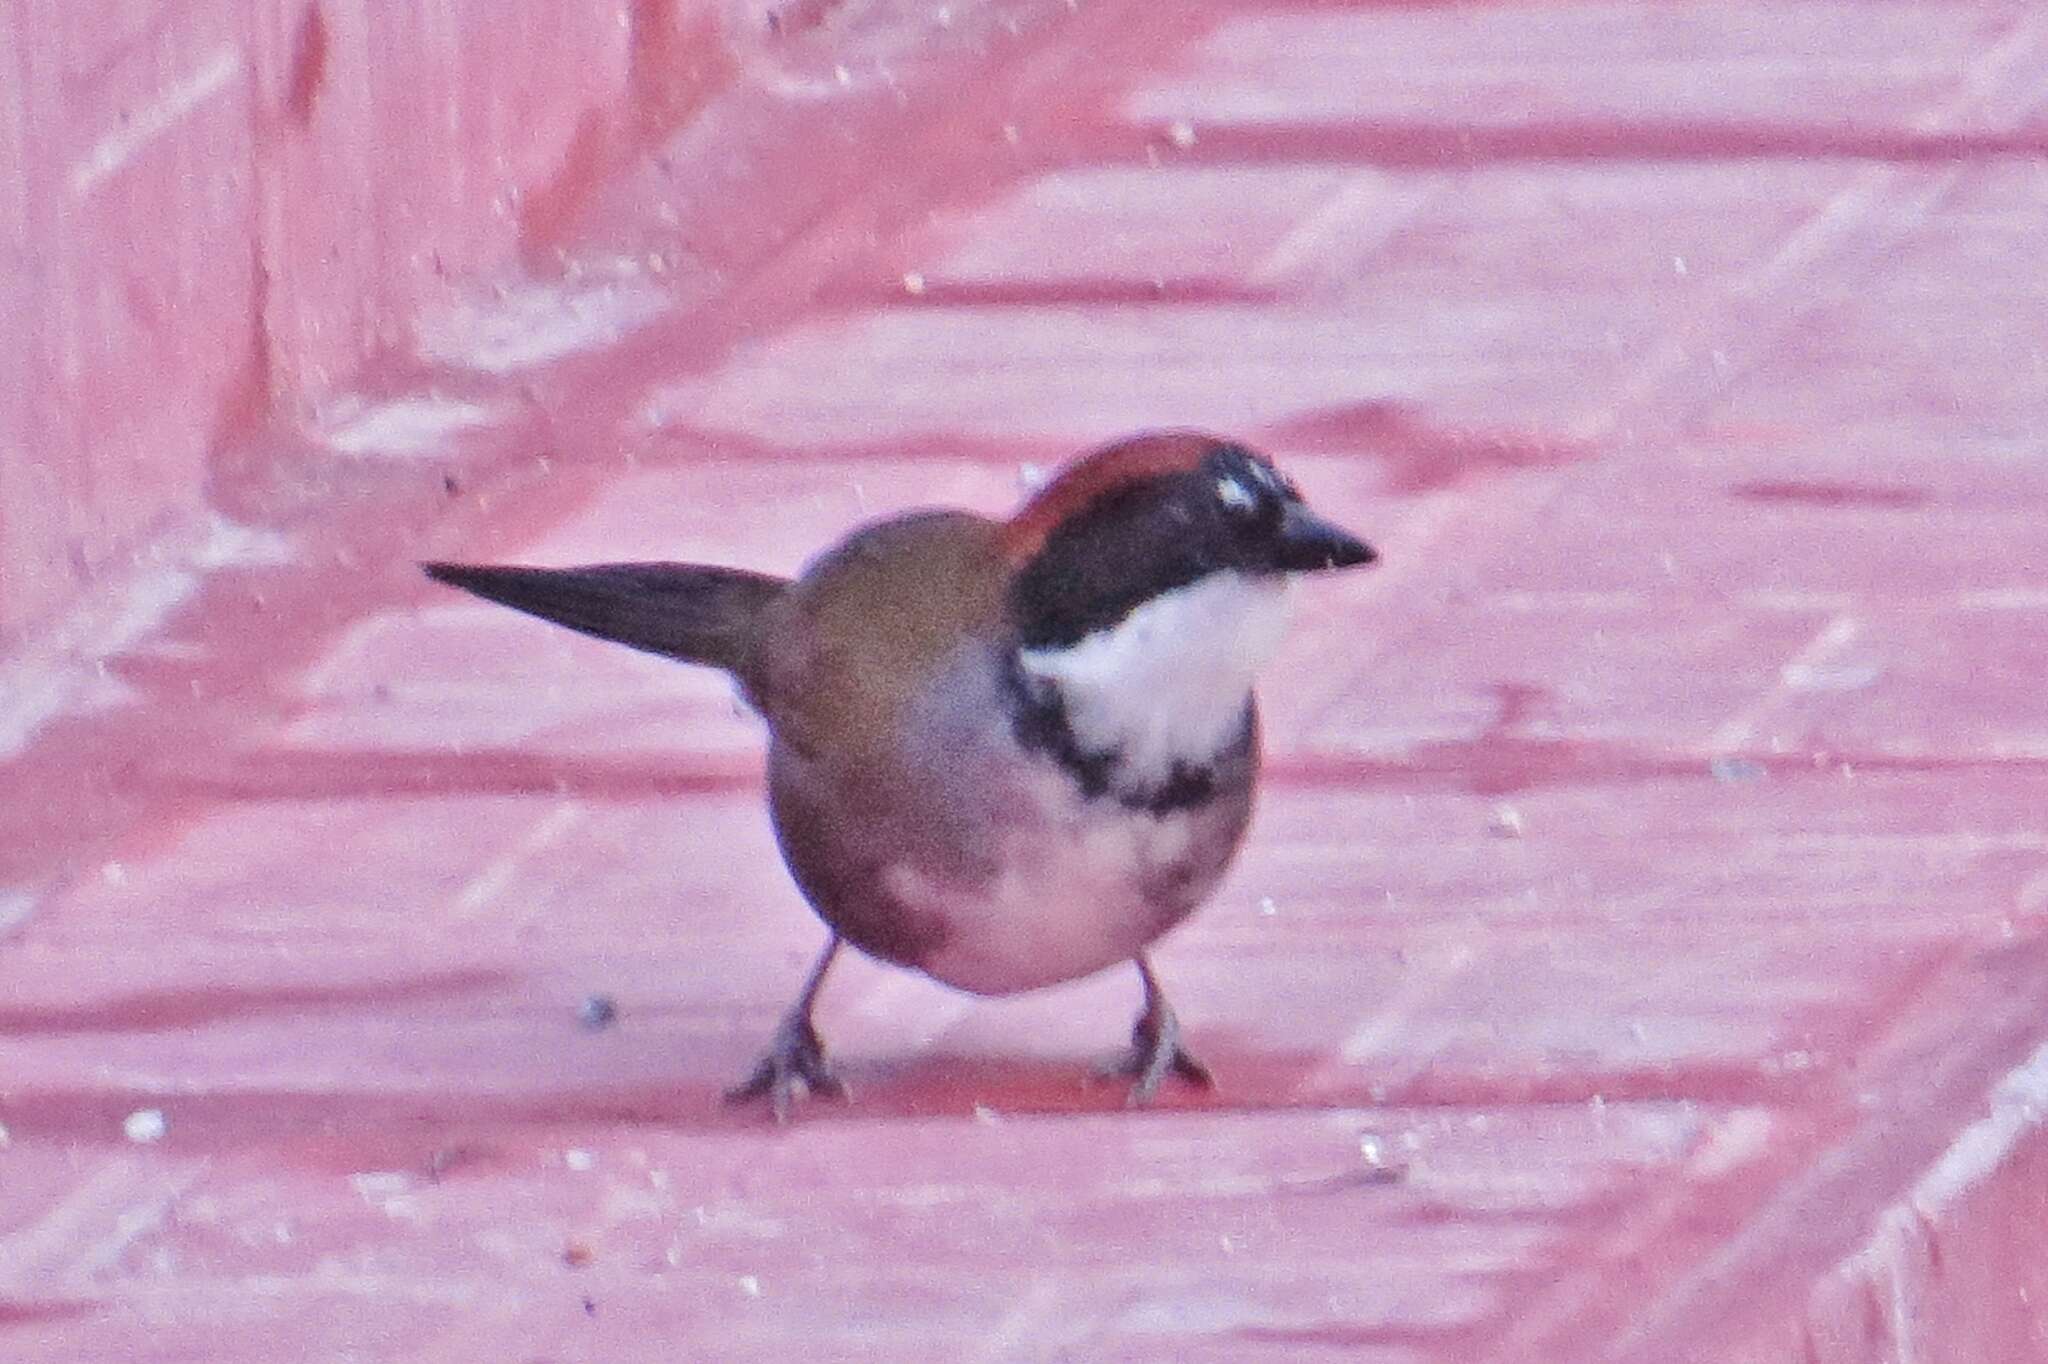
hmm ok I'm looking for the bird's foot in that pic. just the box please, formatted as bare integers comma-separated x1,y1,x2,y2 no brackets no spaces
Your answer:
725,1013,848,1123
1094,996,1214,1106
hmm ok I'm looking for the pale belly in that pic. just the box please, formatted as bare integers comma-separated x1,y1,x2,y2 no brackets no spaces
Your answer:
766,634,1257,997
882,772,1217,996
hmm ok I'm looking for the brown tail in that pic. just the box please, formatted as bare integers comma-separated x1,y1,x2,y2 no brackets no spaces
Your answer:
422,560,787,677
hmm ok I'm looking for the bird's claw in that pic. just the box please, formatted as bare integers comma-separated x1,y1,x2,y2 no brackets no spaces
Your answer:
725,1014,848,1123
1094,999,1214,1106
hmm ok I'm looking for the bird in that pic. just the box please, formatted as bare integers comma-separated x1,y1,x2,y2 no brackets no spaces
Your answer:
423,430,1374,1119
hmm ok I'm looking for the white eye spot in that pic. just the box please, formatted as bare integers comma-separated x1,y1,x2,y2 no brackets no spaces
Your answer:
1216,477,1256,512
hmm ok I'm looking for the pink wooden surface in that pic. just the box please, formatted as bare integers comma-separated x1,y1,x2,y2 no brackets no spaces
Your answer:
4,2,2048,1359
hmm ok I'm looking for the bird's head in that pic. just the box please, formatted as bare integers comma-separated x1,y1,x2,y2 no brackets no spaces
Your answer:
1002,429,1374,649
1000,431,1375,795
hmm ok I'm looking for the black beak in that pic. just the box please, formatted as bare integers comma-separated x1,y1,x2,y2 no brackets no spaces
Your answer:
1272,503,1376,573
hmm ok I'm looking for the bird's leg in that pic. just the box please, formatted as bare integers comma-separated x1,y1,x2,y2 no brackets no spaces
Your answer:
1096,955,1214,1105
725,935,847,1122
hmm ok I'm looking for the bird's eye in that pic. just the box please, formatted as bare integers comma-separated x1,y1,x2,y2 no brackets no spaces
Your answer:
1215,476,1258,514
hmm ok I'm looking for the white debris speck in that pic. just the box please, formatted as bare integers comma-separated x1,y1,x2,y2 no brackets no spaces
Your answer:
901,271,927,296
1018,462,1048,492
1487,805,1524,838
1356,1134,1406,1183
195,514,293,569
1783,660,1883,692
1257,896,1279,917
1167,120,1197,149
834,64,853,86
738,1275,763,1298
349,1171,414,1199
972,1104,1001,1126
123,1108,167,1143
564,1149,596,1172
1672,256,1689,276
417,269,670,373
101,862,127,885
71,50,240,194
379,1195,424,1222
0,1121,11,1147
321,395,498,458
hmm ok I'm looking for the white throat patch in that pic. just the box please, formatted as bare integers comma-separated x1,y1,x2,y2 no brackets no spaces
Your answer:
1019,571,1291,791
